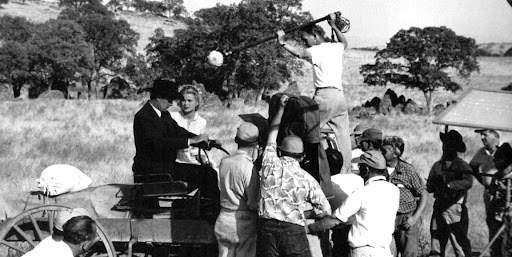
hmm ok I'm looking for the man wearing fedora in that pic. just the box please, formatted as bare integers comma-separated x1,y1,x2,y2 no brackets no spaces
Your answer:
427,130,473,257
132,79,209,183
307,150,399,257
257,95,331,257
215,122,260,257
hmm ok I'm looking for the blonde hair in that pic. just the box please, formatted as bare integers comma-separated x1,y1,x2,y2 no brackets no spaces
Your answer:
179,85,202,111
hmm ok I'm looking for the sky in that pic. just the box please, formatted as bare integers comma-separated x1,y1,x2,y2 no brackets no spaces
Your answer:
183,0,512,47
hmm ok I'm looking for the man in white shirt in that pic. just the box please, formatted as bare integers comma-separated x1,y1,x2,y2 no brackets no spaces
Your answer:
23,208,95,257
307,150,400,257
276,13,352,174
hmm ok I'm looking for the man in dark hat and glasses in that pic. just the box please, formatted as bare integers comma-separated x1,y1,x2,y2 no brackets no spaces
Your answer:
132,79,209,183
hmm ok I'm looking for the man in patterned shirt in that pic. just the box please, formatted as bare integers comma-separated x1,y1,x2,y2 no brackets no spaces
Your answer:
383,136,428,257
258,95,331,257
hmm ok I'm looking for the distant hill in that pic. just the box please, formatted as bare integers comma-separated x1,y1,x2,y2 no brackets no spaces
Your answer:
477,42,512,56
0,0,186,53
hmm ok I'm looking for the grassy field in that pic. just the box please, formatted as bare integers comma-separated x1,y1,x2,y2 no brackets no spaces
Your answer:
1,51,511,256
2,1,512,256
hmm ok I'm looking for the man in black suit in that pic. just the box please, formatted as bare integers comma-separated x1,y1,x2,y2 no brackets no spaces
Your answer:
132,79,209,183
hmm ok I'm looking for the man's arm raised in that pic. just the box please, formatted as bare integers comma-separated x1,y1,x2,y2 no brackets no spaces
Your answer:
328,13,348,50
267,95,289,146
276,31,312,62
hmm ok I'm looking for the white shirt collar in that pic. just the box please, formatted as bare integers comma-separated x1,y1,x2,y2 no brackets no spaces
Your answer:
149,102,161,118
366,175,387,185
179,111,198,121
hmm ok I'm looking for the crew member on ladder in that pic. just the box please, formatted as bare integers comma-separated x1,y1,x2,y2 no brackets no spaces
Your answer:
276,13,351,174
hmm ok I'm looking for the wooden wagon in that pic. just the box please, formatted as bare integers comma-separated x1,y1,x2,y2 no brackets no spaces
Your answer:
0,173,220,257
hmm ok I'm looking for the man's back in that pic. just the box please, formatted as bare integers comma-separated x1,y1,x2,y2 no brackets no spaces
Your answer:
218,151,259,211
259,145,331,226
307,43,344,89
334,178,399,248
22,236,72,257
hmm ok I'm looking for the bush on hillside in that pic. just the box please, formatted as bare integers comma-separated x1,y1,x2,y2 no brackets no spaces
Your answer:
132,0,166,15
475,48,500,57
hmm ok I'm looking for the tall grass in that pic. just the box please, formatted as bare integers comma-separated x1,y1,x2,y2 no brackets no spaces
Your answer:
1,50,511,256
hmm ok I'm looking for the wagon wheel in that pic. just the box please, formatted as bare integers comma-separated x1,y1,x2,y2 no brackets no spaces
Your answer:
0,205,116,257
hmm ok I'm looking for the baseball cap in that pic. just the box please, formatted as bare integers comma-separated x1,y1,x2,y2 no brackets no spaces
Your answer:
474,128,499,137
359,128,383,142
351,150,386,170
236,122,259,143
54,208,91,231
350,124,369,136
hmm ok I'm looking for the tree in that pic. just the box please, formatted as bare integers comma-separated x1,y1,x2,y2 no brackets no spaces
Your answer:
0,0,8,7
0,16,34,42
163,0,186,17
360,26,479,114
123,53,158,89
146,0,311,102
0,41,33,97
28,19,93,98
0,16,35,97
59,0,94,11
0,16,93,98
59,0,139,98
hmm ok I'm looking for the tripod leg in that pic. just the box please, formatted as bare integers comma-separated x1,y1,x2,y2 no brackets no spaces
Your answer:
477,224,506,257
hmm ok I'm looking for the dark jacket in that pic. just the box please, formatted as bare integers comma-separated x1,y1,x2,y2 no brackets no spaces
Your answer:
268,93,332,197
268,93,321,144
132,102,195,177
427,157,473,206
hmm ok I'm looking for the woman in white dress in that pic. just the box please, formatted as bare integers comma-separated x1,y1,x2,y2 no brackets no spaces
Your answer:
171,85,207,165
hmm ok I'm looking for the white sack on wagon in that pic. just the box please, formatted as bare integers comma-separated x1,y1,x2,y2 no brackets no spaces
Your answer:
37,164,92,196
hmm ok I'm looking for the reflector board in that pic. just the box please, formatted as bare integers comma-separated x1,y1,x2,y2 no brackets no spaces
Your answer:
433,89,512,132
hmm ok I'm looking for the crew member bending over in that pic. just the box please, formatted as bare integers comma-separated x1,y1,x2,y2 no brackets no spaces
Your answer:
277,13,351,174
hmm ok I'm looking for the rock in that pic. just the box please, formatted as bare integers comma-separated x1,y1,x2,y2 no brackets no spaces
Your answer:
446,100,457,107
383,88,399,106
432,103,446,116
395,103,404,113
404,99,419,114
502,83,512,91
379,94,393,115
364,97,381,109
38,90,65,99
397,95,406,106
